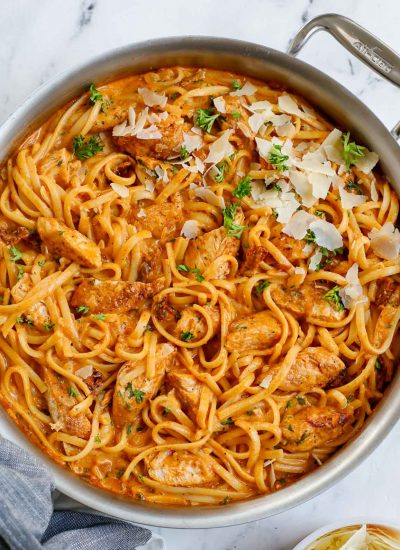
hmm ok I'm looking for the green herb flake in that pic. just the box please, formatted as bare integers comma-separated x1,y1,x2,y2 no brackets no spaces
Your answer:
72,134,104,160
163,407,171,416
268,143,289,172
93,313,106,321
38,259,46,267
68,387,78,398
9,245,22,262
177,264,190,273
133,389,145,404
232,175,252,199
232,80,241,91
255,280,270,297
213,160,229,183
222,203,247,239
304,229,317,244
16,264,24,281
221,417,234,426
44,322,55,331
221,496,231,505
346,179,363,194
296,396,306,405
287,424,294,432
296,430,310,445
194,108,220,133
57,230,64,236
76,305,90,315
323,286,344,312
231,111,241,120
94,435,101,443
341,132,366,170
315,210,325,218
89,83,103,104
375,359,382,370
179,144,190,160
180,331,194,342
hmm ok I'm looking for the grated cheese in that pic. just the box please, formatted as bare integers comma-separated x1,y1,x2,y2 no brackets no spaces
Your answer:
180,220,200,239
368,222,400,260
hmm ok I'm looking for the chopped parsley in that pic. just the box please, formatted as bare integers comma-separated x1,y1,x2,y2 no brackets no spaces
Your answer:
232,176,252,199
375,359,382,370
16,264,24,281
133,389,145,404
194,108,220,133
272,183,282,192
94,435,102,443
323,286,344,312
72,134,104,160
347,394,354,403
304,229,317,244
179,144,190,160
268,144,289,172
38,259,46,267
287,424,294,432
232,80,241,91
44,322,55,331
346,179,362,194
68,387,78,398
180,331,194,342
314,210,325,218
221,496,231,505
222,203,247,239
76,305,90,315
16,316,33,326
296,430,310,445
126,423,133,435
89,83,103,104
231,111,241,120
221,417,234,426
341,132,366,170
255,280,270,296
57,230,64,236
296,396,306,405
93,313,106,320
9,245,22,262
163,407,171,416
213,160,229,183
176,264,204,282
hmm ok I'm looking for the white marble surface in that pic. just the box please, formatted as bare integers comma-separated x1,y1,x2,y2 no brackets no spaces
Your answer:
1,0,400,548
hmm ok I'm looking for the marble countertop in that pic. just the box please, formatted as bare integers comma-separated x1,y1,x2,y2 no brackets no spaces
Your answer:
1,0,399,548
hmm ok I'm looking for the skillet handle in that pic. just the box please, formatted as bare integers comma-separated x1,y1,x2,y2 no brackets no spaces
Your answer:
287,13,400,140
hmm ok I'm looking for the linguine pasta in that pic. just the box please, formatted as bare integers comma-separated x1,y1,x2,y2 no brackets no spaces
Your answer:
0,67,399,506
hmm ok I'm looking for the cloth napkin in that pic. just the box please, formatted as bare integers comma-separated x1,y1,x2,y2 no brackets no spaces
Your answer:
0,437,165,550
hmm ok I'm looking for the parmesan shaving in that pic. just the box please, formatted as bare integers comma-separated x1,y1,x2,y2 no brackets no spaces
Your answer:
230,81,257,97
368,222,400,260
183,132,203,153
338,263,366,308
355,150,379,174
138,87,168,108
110,182,129,198
338,183,367,209
309,251,322,272
75,365,93,379
195,187,225,209
205,130,234,164
181,220,200,239
259,374,272,389
213,96,226,113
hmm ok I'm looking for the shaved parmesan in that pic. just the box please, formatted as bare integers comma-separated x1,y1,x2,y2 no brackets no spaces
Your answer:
309,172,333,200
355,150,379,174
148,111,168,123
289,170,316,207
155,165,169,183
191,126,202,135
248,112,268,133
340,524,368,549
75,365,93,379
195,187,225,209
368,222,400,260
137,208,146,218
110,182,129,198
278,94,305,118
194,156,205,174
183,132,203,153
144,180,155,193
160,343,175,357
283,210,317,240
294,267,306,275
338,263,366,308
181,220,200,239
136,125,162,140
255,137,274,161
112,106,163,141
309,219,343,251
309,251,322,272
339,183,367,209
205,130,234,164
138,87,167,108
370,178,378,201
230,81,257,97
213,96,226,113
276,122,296,138
259,374,272,389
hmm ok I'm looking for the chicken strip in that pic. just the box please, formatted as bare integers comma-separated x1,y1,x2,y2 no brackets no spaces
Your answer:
70,278,164,314
128,193,184,241
144,450,218,487
183,208,244,280
239,245,269,276
281,405,353,452
226,310,281,353
42,367,91,439
11,273,51,332
112,343,176,428
267,347,346,392
175,304,220,341
114,113,190,160
374,278,400,348
166,363,203,421
37,217,101,268
0,221,29,246
271,282,346,323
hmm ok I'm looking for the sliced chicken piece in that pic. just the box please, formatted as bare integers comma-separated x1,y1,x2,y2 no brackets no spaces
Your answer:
11,273,51,332
38,148,85,188
271,282,346,323
42,367,91,439
37,217,101,268
70,278,164,314
129,193,184,241
267,347,346,392
270,234,314,263
144,449,218,486
226,310,281,353
107,313,137,344
374,278,400,348
183,208,244,280
166,363,203,420
112,343,176,428
138,242,165,283
175,304,220,341
239,245,269,276
0,221,29,246
114,113,191,160
281,405,353,452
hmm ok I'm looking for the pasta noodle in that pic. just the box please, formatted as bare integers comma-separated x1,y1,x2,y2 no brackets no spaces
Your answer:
0,67,399,506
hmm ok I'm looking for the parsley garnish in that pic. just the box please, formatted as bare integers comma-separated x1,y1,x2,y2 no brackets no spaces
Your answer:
296,430,310,445
341,132,366,170
16,265,24,281
76,305,90,315
38,259,45,267
93,313,106,320
346,180,362,194
314,210,325,218
232,80,241,91
89,83,103,104
231,111,241,120
222,203,247,239
287,424,294,432
44,322,55,331
16,316,33,326
255,280,270,296
180,331,194,342
272,183,282,192
68,387,78,398
194,109,220,133
268,144,289,172
57,230,64,235
126,423,133,435
133,389,145,404
232,176,252,199
375,359,382,370
323,286,344,312
213,160,229,183
296,396,306,405
163,407,171,416
221,496,231,505
9,246,22,262
179,144,190,160
72,134,104,160
176,264,204,282
94,435,101,443
304,229,317,244
221,417,234,426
